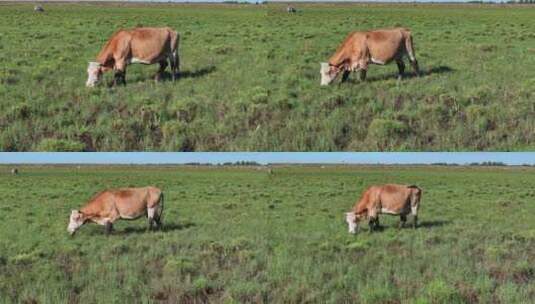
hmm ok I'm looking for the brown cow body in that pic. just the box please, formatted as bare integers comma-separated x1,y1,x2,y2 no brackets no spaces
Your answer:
67,187,164,235
345,184,422,234
320,28,420,85
86,27,180,87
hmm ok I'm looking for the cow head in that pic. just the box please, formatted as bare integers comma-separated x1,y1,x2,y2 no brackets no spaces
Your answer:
67,210,85,235
320,62,340,86
86,62,103,87
345,212,358,234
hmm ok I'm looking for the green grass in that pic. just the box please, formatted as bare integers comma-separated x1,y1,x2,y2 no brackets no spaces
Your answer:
266,3,535,151
1,165,534,303
1,3,534,151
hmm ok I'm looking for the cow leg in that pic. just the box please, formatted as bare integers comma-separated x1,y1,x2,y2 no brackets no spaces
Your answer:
155,60,168,82
153,217,161,230
374,217,381,229
396,58,406,80
175,51,180,79
359,69,367,81
170,51,179,81
368,217,378,233
114,71,126,86
399,214,407,229
169,56,176,82
410,59,420,76
154,204,163,230
147,206,158,231
341,70,351,83
105,221,113,235
151,205,163,230
114,60,127,86
411,205,418,229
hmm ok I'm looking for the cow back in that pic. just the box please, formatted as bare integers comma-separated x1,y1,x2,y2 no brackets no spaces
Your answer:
129,28,174,63
365,29,406,63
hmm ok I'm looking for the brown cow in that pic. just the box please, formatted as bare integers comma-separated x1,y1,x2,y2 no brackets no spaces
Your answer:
320,28,420,85
345,184,422,234
67,187,164,236
86,27,180,87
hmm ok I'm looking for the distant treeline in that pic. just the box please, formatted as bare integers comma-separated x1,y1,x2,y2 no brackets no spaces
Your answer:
468,161,507,166
184,161,263,166
432,162,509,166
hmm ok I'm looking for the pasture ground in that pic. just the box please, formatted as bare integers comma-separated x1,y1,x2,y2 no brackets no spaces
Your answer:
1,165,534,303
1,3,534,151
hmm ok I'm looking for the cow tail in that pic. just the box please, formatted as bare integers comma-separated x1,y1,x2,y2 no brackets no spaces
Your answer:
404,32,417,63
159,192,164,220
408,185,422,206
170,31,180,74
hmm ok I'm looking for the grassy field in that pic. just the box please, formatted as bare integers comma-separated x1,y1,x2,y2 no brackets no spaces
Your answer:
1,165,534,303
1,3,534,151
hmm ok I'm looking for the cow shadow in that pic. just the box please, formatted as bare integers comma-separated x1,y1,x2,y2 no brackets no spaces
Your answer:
417,220,451,228
345,65,454,83
104,66,217,87
119,221,196,235
85,221,196,236
159,66,216,81
369,219,450,233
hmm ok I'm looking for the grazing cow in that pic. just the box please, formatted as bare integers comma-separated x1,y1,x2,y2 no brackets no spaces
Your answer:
320,28,420,86
345,184,422,234
11,168,18,175
34,5,44,12
86,27,180,87
67,187,164,236
287,5,297,13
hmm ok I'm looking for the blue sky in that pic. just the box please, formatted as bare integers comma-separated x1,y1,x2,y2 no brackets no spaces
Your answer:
1,153,534,165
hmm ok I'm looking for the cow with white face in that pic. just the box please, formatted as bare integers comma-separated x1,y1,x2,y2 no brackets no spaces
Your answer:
345,211,358,234
320,62,340,86
67,210,86,235
86,62,103,87
67,186,164,236
345,184,422,234
320,28,420,86
86,27,180,87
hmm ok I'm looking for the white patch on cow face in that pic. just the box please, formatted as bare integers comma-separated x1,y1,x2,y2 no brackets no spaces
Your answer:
345,212,357,234
86,62,102,87
67,210,84,235
320,62,337,86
